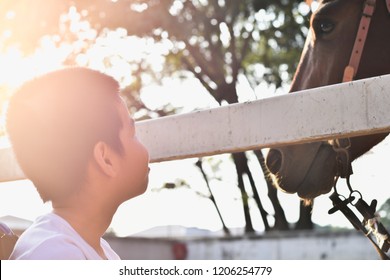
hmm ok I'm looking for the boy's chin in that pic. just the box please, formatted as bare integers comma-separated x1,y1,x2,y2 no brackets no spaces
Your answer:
134,178,149,197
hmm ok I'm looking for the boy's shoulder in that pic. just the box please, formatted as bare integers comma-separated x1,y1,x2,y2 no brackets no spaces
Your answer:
10,234,86,260
10,213,86,260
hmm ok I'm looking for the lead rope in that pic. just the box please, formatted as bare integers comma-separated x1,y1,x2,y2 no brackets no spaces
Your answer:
329,141,390,260
329,192,390,259
329,178,390,260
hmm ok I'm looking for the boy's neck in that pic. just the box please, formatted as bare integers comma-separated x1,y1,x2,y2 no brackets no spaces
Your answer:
53,203,116,258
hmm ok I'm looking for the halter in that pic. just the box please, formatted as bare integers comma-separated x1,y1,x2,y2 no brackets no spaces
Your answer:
343,0,390,82
331,0,390,259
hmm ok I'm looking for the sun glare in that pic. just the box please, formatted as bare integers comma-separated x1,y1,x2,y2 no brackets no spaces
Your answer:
0,39,74,99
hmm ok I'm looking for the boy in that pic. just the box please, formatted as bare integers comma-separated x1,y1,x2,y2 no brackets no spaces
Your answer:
6,67,150,259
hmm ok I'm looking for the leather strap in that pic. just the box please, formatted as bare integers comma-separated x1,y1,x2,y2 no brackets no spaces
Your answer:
343,0,377,82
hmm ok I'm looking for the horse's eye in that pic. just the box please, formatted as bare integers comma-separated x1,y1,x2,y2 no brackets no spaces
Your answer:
319,21,334,34
312,18,335,37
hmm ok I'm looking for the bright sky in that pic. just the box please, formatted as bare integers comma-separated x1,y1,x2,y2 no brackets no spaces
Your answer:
1,2,390,237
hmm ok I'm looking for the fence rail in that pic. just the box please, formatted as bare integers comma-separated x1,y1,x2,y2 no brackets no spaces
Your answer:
1,74,390,182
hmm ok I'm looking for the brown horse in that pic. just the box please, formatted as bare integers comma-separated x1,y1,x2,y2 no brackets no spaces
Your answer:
265,0,390,200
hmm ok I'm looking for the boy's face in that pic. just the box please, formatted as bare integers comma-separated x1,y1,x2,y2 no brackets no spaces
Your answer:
115,99,149,200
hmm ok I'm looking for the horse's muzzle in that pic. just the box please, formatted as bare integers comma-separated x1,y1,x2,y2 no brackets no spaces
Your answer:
265,142,338,199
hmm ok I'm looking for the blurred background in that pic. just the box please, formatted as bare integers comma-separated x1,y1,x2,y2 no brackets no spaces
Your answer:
0,0,389,259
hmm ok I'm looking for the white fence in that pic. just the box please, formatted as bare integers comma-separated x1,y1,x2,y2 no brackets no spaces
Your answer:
1,74,390,181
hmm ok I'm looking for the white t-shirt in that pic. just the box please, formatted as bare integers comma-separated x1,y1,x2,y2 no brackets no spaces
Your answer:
9,213,120,260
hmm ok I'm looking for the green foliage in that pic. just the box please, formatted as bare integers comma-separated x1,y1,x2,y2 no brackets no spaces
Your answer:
378,198,390,230
245,1,311,89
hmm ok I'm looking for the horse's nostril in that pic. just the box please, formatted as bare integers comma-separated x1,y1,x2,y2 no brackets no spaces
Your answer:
266,149,283,174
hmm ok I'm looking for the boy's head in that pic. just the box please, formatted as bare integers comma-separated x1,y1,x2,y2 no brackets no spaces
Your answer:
6,67,148,203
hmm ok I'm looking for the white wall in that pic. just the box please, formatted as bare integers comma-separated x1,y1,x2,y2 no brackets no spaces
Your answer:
106,230,384,260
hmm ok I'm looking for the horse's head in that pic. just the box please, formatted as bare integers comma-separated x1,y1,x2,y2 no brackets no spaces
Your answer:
266,0,390,200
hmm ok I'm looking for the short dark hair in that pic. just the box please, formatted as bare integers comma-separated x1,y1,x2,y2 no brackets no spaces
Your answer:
6,67,124,202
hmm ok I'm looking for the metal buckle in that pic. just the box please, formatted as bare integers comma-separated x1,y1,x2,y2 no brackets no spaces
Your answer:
363,0,376,17
331,138,352,178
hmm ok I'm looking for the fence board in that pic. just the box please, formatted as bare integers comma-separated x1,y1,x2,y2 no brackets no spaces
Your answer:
1,74,390,182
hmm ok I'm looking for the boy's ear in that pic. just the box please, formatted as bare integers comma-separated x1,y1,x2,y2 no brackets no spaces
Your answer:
93,141,117,177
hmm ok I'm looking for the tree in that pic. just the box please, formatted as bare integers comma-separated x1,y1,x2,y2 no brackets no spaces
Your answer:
1,0,313,232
